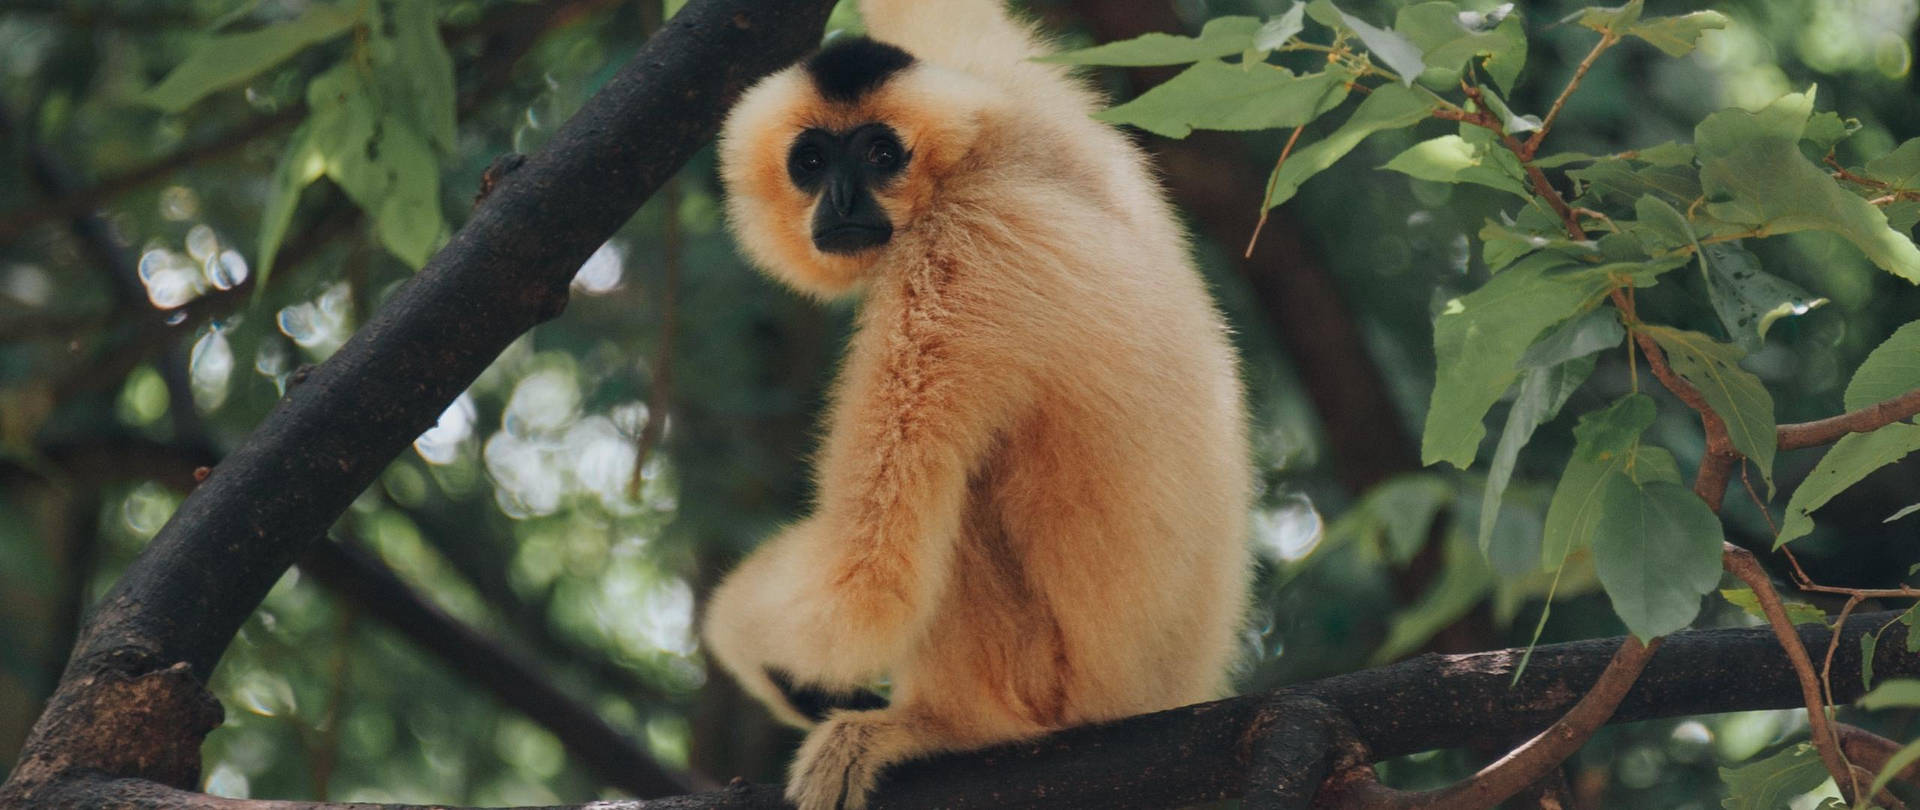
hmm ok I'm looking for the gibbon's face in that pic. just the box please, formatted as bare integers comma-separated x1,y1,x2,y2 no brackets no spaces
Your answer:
719,37,993,298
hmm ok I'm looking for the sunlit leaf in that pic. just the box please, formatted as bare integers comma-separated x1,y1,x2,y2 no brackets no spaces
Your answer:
141,3,360,112
1776,423,1920,547
1697,87,1920,284
1845,320,1920,411
1253,4,1308,56
1622,10,1729,57
1264,82,1436,209
1718,743,1828,810
1096,61,1351,138
1331,5,1426,85
1861,679,1920,709
1383,134,1530,198
258,120,325,287
1642,326,1777,489
1040,16,1265,65
1871,739,1920,800
1719,588,1827,626
1394,1,1526,93
1803,111,1861,154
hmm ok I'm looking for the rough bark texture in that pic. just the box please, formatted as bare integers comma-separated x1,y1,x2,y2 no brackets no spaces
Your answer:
0,0,833,805
16,613,1918,809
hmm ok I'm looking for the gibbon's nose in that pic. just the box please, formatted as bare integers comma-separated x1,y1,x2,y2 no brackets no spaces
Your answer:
811,175,893,254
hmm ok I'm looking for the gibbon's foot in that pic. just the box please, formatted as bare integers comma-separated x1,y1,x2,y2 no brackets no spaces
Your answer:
786,711,901,810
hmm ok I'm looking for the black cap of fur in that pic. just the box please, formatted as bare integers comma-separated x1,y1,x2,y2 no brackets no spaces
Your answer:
806,36,915,103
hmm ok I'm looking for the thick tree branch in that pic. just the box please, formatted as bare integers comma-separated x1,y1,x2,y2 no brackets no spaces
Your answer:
0,1,833,805
22,612,1920,809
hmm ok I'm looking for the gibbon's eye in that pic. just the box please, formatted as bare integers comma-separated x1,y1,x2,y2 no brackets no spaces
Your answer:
791,146,827,174
865,137,901,169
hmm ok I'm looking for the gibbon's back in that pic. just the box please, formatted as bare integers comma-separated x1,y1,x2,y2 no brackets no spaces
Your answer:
702,2,1252,807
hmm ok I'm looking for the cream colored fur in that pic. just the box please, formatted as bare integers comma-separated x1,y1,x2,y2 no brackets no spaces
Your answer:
703,2,1253,807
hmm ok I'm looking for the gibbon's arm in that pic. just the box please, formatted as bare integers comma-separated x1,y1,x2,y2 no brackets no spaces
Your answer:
859,0,1092,111
795,305,1028,683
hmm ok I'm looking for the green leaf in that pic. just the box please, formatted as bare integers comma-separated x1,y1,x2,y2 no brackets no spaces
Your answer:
1698,243,1827,352
1718,743,1828,810
1040,16,1265,65
1096,61,1351,139
257,119,325,287
1573,393,1658,460
1860,679,1920,709
1478,220,1595,271
141,3,360,112
1571,158,1700,205
1632,141,1697,166
1866,138,1920,193
1633,194,1694,249
1364,475,1455,563
1264,82,1436,209
1423,260,1622,468
378,0,457,154
1393,1,1527,93
1623,11,1729,57
1776,423,1920,547
371,123,444,268
1480,356,1594,554
1719,587,1828,626
1864,630,1880,690
1696,87,1920,284
1803,111,1861,154
1593,477,1724,641
1567,0,1643,33
1543,424,1681,568
1845,320,1920,411
1383,134,1530,198
1332,6,1426,85
1871,739,1920,800
1888,503,1920,523
1642,326,1778,489
1520,308,1624,368
1373,531,1493,663
1253,4,1308,56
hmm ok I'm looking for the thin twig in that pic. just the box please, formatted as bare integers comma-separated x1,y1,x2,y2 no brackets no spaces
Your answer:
1319,637,1661,810
1245,123,1307,258
1778,388,1920,450
628,180,681,498
1523,32,1619,160
1724,544,1860,804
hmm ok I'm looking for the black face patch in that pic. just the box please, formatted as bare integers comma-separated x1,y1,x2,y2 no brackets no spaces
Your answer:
805,36,915,103
788,123,908,254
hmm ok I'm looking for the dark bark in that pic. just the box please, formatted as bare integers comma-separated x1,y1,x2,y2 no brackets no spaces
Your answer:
18,612,1920,809
0,0,833,804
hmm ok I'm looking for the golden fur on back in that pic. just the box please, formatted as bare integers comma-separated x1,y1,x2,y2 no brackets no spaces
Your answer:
703,2,1253,807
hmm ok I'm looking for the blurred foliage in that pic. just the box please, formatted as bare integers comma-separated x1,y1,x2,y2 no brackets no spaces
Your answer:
2,0,1920,807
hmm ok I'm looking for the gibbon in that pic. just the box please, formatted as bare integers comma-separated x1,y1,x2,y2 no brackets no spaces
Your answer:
702,1,1252,807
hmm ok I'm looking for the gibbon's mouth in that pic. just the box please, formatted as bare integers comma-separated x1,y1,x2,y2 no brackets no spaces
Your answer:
813,224,893,254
